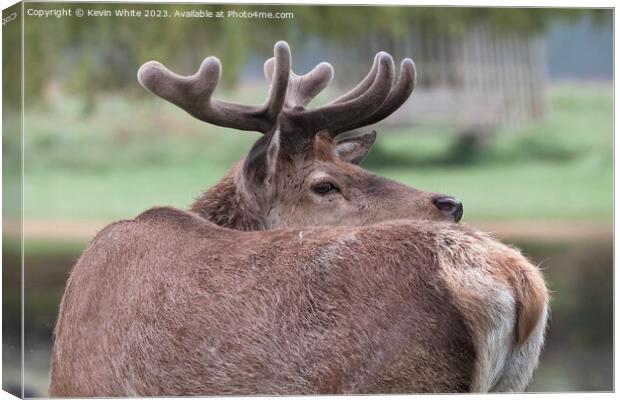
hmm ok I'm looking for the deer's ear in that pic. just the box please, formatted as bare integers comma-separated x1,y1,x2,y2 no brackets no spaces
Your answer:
335,130,377,165
243,129,281,188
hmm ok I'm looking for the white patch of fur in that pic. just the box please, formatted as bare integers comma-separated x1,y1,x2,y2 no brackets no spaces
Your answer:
472,285,516,392
490,303,548,392
438,257,517,392
335,142,358,159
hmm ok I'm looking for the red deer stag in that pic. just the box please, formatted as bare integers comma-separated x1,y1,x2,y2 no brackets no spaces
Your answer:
140,41,463,230
49,42,548,396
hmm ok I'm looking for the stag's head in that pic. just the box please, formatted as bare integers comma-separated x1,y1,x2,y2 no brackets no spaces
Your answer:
138,41,463,230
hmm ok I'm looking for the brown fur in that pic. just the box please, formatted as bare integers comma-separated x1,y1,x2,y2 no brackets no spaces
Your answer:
492,249,549,346
190,162,266,231
49,207,548,396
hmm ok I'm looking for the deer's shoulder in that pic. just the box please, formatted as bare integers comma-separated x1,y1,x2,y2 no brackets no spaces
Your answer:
83,207,226,256
132,206,217,229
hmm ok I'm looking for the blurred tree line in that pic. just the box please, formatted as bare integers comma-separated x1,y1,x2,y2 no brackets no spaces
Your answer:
9,4,611,106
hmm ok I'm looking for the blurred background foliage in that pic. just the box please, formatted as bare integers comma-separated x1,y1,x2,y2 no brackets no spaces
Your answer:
6,4,611,103
2,3,613,397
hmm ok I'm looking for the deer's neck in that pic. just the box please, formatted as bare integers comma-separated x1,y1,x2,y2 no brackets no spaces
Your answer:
190,162,266,231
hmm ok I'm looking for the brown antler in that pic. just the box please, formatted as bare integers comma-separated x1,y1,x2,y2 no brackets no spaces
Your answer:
138,41,416,136
328,52,384,105
332,58,416,134
264,58,334,109
291,52,395,134
268,51,413,136
138,41,291,133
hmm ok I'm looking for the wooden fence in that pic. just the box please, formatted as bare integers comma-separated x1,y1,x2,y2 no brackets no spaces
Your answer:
327,24,548,134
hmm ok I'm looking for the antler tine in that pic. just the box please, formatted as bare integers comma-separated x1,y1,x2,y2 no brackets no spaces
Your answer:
289,62,334,108
138,42,291,134
138,57,220,118
265,59,334,109
295,53,395,134
264,41,291,120
337,58,416,133
327,52,382,105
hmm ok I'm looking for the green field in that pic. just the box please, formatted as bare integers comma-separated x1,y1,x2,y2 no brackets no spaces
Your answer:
7,83,613,222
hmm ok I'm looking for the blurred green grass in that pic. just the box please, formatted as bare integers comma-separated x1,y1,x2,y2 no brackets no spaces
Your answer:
13,82,612,221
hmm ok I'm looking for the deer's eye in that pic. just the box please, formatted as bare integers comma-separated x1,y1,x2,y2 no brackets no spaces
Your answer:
311,181,339,195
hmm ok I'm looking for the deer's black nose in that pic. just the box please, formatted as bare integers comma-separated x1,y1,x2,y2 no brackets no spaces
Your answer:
433,197,463,222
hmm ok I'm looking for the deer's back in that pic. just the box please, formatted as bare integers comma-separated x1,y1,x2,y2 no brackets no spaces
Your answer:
49,207,546,396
